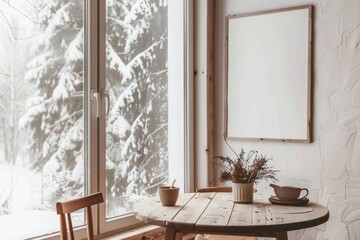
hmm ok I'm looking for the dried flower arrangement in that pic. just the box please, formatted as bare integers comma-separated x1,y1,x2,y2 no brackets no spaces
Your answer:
213,142,279,184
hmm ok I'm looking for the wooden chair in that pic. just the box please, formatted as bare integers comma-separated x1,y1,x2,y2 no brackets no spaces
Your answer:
195,187,256,240
196,186,232,193
56,192,104,240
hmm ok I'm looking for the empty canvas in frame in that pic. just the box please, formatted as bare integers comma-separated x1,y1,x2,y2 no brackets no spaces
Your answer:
225,6,312,142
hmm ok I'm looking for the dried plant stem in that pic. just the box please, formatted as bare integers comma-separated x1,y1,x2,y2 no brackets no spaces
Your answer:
223,135,240,159
213,145,279,184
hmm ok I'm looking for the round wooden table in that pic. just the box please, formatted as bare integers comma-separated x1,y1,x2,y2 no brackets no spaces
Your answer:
134,192,329,240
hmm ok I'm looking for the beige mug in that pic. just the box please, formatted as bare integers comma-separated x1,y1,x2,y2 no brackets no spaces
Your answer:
158,186,179,206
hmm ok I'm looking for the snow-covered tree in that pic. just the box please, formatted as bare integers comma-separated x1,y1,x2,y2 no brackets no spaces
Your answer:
0,1,39,214
0,21,32,165
0,0,41,166
19,0,168,212
106,0,169,213
20,0,85,206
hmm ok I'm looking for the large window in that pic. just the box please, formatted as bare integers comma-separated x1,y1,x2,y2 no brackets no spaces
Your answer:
0,0,189,239
0,1,86,239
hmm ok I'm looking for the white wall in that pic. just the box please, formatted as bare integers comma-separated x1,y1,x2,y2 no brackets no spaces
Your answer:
214,0,360,239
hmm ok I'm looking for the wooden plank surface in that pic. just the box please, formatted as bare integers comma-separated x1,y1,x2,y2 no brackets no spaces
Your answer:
171,192,216,227
227,201,253,226
196,192,234,226
148,193,195,226
133,197,162,223
134,193,329,236
266,202,329,228
251,202,268,226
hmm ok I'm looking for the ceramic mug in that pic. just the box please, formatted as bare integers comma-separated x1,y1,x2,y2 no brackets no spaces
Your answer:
158,186,179,206
270,184,309,201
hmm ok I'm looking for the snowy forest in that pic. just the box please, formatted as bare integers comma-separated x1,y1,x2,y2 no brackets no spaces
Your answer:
0,0,168,238
105,0,168,217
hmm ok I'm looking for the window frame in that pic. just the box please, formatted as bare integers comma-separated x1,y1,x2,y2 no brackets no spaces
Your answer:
33,0,97,239
96,0,194,235
31,0,193,238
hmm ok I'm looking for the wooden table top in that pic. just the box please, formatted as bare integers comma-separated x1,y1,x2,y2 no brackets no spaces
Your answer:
134,192,329,236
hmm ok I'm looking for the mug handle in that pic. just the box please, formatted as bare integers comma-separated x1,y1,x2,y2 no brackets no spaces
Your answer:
299,188,309,199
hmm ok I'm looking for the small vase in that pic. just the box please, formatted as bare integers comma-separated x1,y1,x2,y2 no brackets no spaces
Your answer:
232,182,254,203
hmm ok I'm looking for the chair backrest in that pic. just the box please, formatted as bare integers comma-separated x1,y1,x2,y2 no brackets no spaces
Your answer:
56,192,104,240
196,186,232,193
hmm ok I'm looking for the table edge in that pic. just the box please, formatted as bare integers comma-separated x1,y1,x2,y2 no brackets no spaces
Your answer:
134,193,330,234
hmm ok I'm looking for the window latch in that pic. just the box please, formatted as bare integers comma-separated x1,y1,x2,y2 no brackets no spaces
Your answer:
101,89,110,117
91,89,100,118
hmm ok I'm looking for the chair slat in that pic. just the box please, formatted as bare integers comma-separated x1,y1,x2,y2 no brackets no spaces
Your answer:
56,192,104,240
86,206,94,240
196,186,232,193
66,213,74,240
57,192,104,214
59,212,68,240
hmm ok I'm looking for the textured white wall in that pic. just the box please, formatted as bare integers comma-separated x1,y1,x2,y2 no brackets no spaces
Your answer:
214,0,360,239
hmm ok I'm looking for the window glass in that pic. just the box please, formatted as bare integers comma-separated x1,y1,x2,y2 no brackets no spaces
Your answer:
0,1,86,239
105,0,170,218
0,0,187,237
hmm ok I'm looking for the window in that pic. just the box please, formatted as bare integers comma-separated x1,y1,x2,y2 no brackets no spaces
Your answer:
0,1,87,239
99,0,189,232
105,0,170,218
0,0,189,239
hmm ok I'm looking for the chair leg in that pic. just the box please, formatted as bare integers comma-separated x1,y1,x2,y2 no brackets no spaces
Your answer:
175,232,183,240
275,232,288,240
164,227,177,240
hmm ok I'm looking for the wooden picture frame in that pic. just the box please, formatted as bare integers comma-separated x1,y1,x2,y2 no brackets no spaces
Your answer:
224,5,312,143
